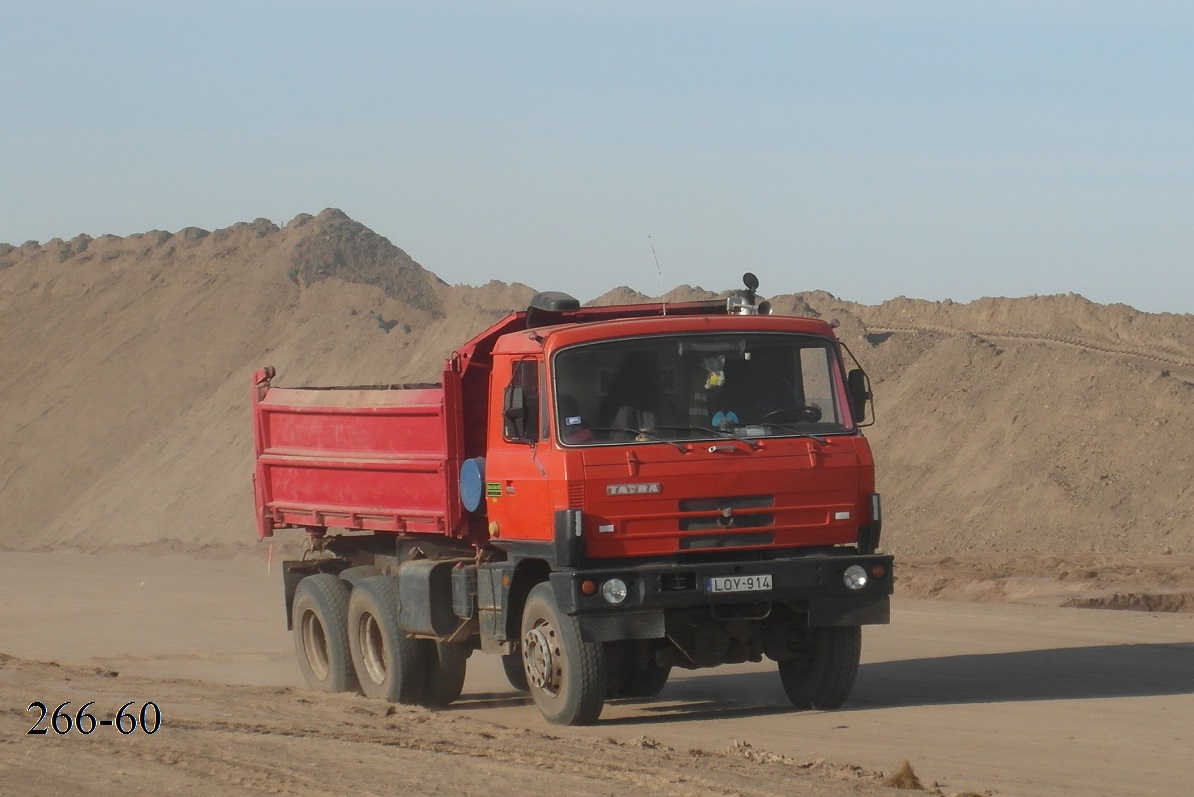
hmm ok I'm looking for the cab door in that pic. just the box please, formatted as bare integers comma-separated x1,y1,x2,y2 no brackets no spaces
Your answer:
483,356,554,542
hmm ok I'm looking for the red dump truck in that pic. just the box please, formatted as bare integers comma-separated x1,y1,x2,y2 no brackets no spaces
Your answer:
252,275,891,725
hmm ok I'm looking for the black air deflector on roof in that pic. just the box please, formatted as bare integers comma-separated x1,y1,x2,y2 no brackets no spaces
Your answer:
529,291,581,313
526,291,581,327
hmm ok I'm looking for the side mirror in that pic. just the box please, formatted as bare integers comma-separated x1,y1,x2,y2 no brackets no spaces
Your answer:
847,369,871,423
503,385,529,440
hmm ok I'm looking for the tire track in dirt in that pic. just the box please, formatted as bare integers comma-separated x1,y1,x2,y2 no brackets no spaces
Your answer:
0,655,898,797
867,324,1194,372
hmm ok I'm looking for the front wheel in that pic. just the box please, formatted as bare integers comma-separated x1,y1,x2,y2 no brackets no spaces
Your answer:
347,575,428,704
521,583,606,725
778,625,861,710
502,653,529,692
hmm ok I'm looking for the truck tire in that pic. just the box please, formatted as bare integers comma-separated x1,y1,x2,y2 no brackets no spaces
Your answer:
521,583,606,725
347,575,428,704
617,663,672,699
603,641,632,697
603,641,670,699
292,573,358,693
338,565,381,588
501,653,529,692
423,642,469,707
778,625,861,710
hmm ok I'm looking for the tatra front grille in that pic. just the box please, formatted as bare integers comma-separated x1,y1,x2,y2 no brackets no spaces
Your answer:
678,495,775,531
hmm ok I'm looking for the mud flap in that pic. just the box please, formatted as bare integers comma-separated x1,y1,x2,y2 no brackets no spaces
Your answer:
477,562,516,653
807,595,889,627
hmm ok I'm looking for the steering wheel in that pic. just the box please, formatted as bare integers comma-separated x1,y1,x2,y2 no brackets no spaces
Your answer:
759,405,822,424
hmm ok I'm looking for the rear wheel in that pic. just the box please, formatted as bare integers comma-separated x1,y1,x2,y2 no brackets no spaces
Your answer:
521,583,606,725
347,576,428,704
778,626,861,710
338,565,381,588
292,574,357,693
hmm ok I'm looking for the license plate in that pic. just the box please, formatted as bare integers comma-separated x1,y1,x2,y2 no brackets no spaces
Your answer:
706,574,773,594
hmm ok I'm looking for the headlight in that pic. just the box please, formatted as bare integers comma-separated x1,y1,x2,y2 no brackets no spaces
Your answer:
843,565,868,590
601,578,628,605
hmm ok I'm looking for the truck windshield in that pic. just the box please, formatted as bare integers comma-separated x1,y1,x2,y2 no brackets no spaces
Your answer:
552,332,849,446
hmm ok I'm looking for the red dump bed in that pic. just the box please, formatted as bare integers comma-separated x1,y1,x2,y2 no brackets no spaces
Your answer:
251,368,464,540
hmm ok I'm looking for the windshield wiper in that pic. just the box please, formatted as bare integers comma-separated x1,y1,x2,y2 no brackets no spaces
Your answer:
651,424,761,450
763,423,830,445
650,424,727,438
585,427,689,452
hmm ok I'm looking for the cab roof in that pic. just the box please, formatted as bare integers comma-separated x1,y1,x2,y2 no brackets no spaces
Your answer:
451,298,839,378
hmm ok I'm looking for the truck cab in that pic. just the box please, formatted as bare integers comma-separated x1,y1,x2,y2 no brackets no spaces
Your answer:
486,312,880,558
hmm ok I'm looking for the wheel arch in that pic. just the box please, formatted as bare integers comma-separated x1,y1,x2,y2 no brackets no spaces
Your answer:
283,559,349,630
504,558,552,642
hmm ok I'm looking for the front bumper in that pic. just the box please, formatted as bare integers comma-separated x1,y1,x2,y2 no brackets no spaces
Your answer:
549,551,893,641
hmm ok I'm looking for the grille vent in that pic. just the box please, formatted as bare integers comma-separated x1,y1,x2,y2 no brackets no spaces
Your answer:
678,494,774,531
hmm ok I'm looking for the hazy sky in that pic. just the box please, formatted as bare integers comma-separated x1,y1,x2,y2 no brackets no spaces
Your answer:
3,2,1191,313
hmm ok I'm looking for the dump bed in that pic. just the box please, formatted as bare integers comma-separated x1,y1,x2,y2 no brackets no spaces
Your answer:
251,368,465,540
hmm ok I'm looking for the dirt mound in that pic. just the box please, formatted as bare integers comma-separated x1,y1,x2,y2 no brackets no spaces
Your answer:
1,212,1191,560
851,308,1194,557
865,294,1194,369
287,208,444,313
0,211,452,552
589,285,652,305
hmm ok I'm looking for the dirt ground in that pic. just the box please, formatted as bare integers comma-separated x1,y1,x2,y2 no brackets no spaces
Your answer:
3,551,1193,797
1,654,898,797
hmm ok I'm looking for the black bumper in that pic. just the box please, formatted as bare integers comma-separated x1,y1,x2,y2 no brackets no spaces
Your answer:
548,552,893,641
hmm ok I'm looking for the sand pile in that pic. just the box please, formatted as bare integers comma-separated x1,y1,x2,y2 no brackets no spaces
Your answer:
1,211,1191,556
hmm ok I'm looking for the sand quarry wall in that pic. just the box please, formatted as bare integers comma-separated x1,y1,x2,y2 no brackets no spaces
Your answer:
2,209,1192,557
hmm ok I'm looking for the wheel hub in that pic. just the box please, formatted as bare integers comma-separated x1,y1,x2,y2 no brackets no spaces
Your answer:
301,610,331,680
358,612,388,686
523,622,561,694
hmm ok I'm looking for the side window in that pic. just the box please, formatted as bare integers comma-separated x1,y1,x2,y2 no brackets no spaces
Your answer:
503,359,541,442
798,347,839,424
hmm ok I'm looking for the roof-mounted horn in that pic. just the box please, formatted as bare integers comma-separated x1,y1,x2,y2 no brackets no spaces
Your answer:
727,273,772,315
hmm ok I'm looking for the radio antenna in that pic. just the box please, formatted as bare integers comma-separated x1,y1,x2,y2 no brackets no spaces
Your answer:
649,235,667,316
